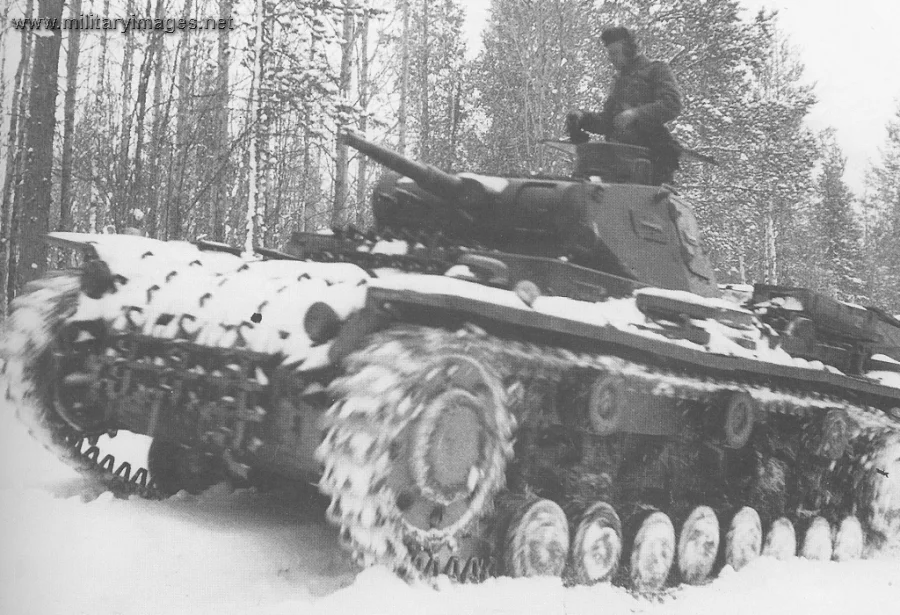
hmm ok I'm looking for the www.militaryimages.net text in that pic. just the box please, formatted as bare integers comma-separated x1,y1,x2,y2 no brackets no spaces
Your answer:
11,14,235,34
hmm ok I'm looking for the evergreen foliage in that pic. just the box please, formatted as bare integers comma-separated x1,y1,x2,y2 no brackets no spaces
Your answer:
0,0,885,314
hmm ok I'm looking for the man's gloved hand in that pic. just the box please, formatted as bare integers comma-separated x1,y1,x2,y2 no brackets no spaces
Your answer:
565,110,589,144
613,109,638,134
566,110,583,131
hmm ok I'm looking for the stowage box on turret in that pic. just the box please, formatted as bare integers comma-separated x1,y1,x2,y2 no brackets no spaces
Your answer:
2,130,899,590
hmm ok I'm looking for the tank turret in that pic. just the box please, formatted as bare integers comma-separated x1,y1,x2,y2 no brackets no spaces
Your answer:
344,130,719,297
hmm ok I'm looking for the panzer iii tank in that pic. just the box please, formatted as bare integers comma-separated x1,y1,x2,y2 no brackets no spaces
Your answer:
2,132,900,591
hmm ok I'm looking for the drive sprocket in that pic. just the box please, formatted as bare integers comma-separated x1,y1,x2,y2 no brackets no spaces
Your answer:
316,326,517,573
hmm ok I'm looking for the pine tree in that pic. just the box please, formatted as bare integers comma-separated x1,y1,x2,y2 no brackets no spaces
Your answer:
404,0,468,168
472,0,594,173
861,102,900,311
809,134,864,300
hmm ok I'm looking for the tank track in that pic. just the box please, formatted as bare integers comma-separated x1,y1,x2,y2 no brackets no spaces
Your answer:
317,323,900,581
0,273,162,498
0,272,293,499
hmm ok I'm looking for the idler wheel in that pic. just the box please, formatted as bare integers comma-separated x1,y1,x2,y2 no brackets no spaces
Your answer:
630,511,675,592
722,392,756,449
587,375,626,435
762,517,797,560
502,498,570,578
816,409,850,459
570,501,622,585
832,516,864,561
800,516,833,561
677,505,719,585
725,507,762,572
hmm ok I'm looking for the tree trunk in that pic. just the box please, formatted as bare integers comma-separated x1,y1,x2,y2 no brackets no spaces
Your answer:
418,0,430,161
96,0,110,97
0,0,34,315
129,0,164,234
355,7,370,227
245,0,264,254
114,0,136,231
211,0,233,242
0,0,8,318
146,0,166,238
89,0,111,233
17,0,64,290
398,0,409,154
448,79,461,169
301,39,313,234
764,202,778,284
332,0,355,227
59,0,83,233
168,0,194,240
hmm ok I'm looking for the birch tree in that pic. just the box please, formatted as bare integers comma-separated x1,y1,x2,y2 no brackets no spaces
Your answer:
332,0,357,226
398,0,410,153
114,0,137,232
245,0,265,253
211,0,233,241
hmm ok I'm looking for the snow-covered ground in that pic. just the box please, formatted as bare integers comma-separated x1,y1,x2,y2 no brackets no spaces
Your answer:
2,404,898,615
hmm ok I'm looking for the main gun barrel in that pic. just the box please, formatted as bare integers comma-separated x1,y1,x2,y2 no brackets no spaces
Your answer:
344,130,464,200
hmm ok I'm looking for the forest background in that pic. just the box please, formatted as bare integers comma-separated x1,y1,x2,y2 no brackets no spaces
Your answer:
2,0,900,321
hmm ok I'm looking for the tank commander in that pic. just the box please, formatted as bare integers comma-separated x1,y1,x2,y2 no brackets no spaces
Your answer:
566,26,682,184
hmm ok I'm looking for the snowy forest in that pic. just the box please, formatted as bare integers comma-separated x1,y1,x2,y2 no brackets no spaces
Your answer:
2,0,900,319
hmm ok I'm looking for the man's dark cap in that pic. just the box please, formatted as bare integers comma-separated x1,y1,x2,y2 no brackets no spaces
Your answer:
601,26,634,47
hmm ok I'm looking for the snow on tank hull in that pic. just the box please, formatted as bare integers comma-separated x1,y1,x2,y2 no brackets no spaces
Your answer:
2,231,899,591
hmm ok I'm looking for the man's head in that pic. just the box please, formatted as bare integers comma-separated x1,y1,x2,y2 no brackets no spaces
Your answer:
601,26,638,71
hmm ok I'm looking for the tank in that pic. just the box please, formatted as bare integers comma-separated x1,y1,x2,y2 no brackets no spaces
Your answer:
2,131,900,591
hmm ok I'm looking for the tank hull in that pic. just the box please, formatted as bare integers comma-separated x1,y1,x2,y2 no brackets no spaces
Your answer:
2,233,899,589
